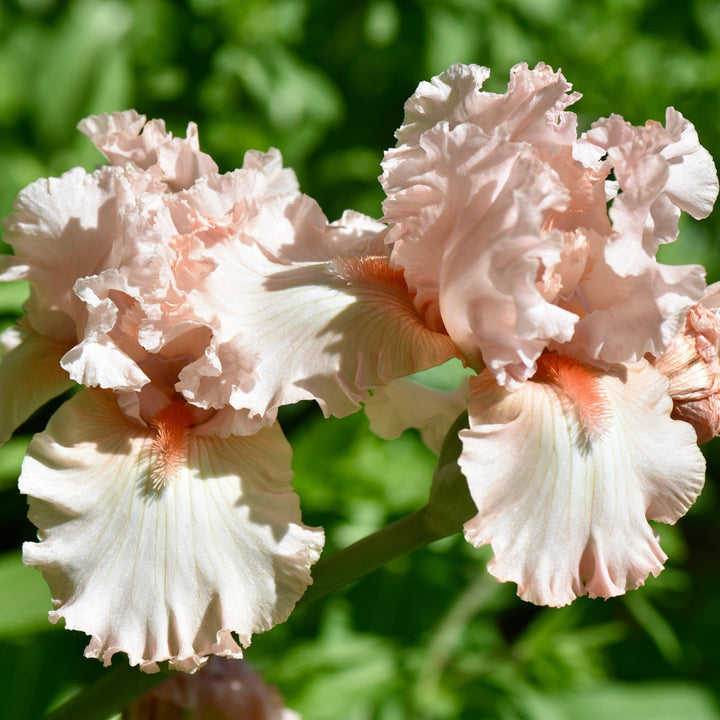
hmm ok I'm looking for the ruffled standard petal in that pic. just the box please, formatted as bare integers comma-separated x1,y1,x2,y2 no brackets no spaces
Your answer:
1,165,121,339
78,111,218,190
662,108,719,219
21,389,323,671
0,331,74,444
460,356,704,607
395,62,580,152
384,122,577,386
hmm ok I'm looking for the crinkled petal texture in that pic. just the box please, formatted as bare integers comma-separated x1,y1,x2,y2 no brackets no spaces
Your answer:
78,110,218,191
20,389,323,672
179,193,459,419
0,165,122,341
652,283,720,443
58,151,299,415
395,61,581,151
460,356,705,607
383,64,718,386
563,108,717,362
384,119,576,386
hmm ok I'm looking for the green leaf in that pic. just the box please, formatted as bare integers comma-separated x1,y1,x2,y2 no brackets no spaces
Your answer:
0,551,53,637
557,682,720,720
0,435,30,491
0,281,29,316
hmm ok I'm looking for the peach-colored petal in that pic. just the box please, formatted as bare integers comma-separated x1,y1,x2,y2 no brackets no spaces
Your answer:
364,377,469,454
395,62,580,152
179,195,458,419
0,331,74,444
124,657,300,720
652,287,720,443
0,165,121,341
460,356,704,607
559,109,716,362
383,64,717,384
384,121,576,386
21,389,323,671
78,110,218,191
662,108,719,219
561,252,707,362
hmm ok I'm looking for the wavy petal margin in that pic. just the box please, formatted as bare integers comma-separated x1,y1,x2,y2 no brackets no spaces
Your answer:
21,389,323,671
460,358,704,607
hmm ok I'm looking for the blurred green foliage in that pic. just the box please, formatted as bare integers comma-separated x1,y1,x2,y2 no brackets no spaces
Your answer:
2,0,720,718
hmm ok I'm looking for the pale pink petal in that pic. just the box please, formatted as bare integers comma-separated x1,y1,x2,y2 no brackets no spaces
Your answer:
661,108,718,219
0,331,74,444
59,269,152,390
561,253,707,362
1,165,121,340
125,657,300,720
460,357,704,607
558,111,716,362
652,290,720,443
21,389,323,671
179,195,458,419
581,110,717,257
365,377,469,453
395,62,580,152
78,111,218,190
384,121,577,386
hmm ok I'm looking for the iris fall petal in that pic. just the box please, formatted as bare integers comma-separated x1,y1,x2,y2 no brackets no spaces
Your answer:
460,357,705,607
21,389,323,671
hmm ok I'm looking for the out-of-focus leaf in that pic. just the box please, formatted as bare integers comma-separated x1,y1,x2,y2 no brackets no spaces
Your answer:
556,683,720,720
0,551,53,637
622,591,683,665
262,601,402,720
0,281,29,315
0,436,30,491
33,0,133,146
290,410,436,537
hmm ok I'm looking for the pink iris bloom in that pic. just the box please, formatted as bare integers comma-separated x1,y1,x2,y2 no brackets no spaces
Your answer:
0,113,454,670
368,63,717,606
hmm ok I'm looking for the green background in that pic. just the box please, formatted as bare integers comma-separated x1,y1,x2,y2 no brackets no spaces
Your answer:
2,0,720,718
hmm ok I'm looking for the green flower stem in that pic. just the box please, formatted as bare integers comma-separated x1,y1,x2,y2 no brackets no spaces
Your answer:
302,411,475,606
301,506,444,606
44,413,475,720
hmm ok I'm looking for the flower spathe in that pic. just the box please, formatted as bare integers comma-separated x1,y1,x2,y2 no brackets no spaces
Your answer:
124,657,300,720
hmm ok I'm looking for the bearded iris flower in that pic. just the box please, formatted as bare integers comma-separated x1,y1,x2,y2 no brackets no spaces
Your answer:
3,60,718,683
0,112,454,671
363,63,718,606
123,657,300,719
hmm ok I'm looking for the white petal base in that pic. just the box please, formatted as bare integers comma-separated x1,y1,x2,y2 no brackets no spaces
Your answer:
21,389,323,671
460,358,704,607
